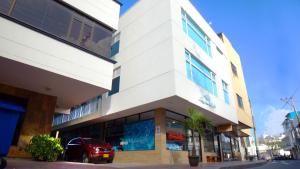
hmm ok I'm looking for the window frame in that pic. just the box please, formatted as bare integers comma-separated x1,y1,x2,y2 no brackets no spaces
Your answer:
222,80,230,104
181,9,212,57
236,94,244,109
231,62,238,77
185,50,217,96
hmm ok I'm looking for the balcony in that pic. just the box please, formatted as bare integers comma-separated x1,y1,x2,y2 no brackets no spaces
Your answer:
0,0,116,108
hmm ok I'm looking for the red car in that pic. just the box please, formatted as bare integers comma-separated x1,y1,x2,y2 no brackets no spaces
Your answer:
64,137,114,163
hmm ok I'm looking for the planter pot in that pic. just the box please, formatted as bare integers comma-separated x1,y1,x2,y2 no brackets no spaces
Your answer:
188,156,199,167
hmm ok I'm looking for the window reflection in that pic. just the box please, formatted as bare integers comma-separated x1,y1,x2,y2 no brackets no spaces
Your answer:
2,0,113,58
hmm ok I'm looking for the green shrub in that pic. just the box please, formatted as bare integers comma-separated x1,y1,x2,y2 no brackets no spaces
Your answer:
26,134,64,161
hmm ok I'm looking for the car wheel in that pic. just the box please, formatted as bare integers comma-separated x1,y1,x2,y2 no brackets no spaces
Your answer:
0,158,7,169
107,159,113,163
82,154,89,163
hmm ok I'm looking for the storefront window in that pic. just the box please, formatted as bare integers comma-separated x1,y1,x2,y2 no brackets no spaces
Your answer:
166,111,187,151
232,138,240,153
221,134,233,161
104,111,155,151
123,119,155,151
203,132,215,152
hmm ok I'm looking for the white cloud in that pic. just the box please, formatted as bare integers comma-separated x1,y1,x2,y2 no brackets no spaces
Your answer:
261,105,289,136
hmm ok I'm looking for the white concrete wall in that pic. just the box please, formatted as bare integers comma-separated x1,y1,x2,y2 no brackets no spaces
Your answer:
62,0,120,30
0,17,114,91
102,0,176,115
99,0,238,124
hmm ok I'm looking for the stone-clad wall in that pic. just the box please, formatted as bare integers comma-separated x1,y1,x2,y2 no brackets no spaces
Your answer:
0,83,56,157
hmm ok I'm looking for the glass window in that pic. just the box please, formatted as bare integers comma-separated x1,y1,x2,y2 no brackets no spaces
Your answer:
222,81,230,104
231,62,238,76
140,111,154,120
123,119,155,151
108,76,120,96
6,0,113,58
69,18,82,42
92,25,112,57
0,0,13,14
182,9,211,57
126,114,139,124
111,40,120,57
79,23,92,48
185,50,217,96
166,118,187,151
203,132,215,152
41,1,71,38
221,134,233,161
166,111,185,122
11,0,47,28
237,94,244,109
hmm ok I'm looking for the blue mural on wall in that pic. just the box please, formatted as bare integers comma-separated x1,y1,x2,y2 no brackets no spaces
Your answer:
123,119,155,151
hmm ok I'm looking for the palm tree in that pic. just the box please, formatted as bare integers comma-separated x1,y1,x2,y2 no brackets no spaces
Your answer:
184,108,213,166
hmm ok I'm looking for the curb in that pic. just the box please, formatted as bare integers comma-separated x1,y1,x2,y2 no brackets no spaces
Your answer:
219,161,268,169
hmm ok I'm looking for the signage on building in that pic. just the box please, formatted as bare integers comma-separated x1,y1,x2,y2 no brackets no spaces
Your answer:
199,94,216,108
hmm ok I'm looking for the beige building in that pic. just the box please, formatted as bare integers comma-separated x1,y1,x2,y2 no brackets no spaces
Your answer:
219,33,254,160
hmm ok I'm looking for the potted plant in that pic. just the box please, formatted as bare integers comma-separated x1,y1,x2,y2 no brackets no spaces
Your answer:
26,135,64,162
184,108,212,167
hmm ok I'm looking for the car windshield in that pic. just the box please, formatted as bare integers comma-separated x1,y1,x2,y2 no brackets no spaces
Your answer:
82,138,103,144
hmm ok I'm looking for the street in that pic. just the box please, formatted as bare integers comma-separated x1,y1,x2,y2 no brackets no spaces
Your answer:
250,160,300,169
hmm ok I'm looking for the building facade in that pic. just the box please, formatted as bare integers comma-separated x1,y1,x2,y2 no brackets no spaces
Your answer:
0,0,120,157
282,111,300,159
219,33,254,161
51,0,253,164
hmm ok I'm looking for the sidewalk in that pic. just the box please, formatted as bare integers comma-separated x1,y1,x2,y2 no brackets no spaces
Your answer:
5,158,267,169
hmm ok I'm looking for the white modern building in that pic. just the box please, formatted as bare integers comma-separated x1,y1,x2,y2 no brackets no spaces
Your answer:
52,0,253,164
0,0,120,157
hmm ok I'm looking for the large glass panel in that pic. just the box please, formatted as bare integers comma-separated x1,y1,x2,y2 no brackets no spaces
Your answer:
221,134,233,161
0,0,12,14
93,25,112,57
166,118,186,151
80,24,92,48
69,18,82,42
182,9,212,57
6,0,113,58
140,111,154,120
185,50,217,96
204,132,215,152
42,1,71,38
123,119,155,151
11,0,47,28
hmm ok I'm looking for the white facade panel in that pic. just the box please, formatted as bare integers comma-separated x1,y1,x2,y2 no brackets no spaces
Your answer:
62,0,120,30
0,17,114,89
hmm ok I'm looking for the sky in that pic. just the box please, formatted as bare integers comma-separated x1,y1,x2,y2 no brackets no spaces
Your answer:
119,0,300,136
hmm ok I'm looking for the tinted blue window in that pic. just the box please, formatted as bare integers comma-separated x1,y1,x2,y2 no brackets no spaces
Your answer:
123,119,155,151
182,9,212,57
222,81,230,104
185,50,217,96
111,40,120,57
109,76,120,96
186,61,192,80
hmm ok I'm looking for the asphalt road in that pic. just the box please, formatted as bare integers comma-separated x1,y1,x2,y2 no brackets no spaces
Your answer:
250,160,300,169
